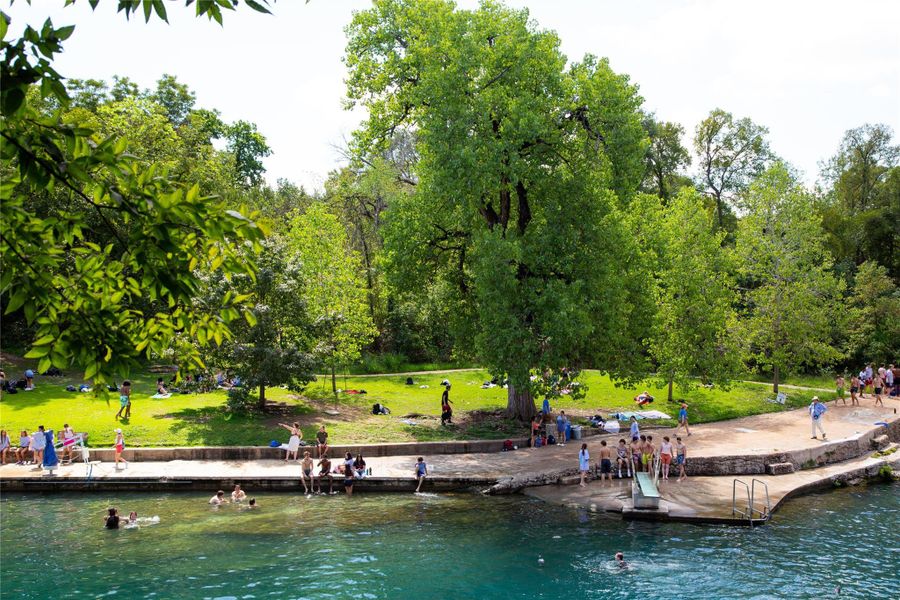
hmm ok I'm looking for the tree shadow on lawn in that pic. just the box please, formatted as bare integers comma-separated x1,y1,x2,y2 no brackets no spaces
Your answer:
157,407,303,447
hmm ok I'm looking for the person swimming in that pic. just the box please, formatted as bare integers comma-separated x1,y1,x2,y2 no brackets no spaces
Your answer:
615,552,627,568
104,507,121,529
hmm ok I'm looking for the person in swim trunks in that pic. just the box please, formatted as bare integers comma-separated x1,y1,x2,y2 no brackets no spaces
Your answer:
300,451,314,493
659,436,673,480
835,375,846,405
315,454,333,494
850,375,860,406
616,438,630,478
642,435,655,473
598,440,613,485
675,437,687,482
344,467,356,497
631,436,643,475
872,373,884,407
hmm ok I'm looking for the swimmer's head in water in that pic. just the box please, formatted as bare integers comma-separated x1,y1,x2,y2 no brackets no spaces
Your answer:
615,552,624,561
249,498,256,506
108,507,117,516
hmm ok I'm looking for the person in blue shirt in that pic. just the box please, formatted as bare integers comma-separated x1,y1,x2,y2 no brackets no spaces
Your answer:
542,397,551,417
414,457,428,492
556,411,568,446
578,443,590,487
809,396,827,440
677,402,691,436
24,369,35,390
629,416,639,439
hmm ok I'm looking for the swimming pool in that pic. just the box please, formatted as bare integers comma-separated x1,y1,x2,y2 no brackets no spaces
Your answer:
1,483,897,599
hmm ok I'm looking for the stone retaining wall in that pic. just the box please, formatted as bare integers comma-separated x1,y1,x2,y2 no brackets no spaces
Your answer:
684,418,900,476
81,437,532,463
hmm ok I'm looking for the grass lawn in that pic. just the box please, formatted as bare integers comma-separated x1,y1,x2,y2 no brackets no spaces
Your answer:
742,372,837,390
0,354,824,447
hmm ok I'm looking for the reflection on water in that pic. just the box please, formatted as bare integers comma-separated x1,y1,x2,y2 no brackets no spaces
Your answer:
1,484,897,599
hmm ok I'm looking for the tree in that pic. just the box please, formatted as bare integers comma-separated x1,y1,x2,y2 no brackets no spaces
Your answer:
203,237,316,410
735,163,844,393
345,0,651,420
818,124,899,280
226,120,271,187
640,115,691,201
844,261,900,365
288,203,376,393
0,0,274,384
147,73,196,126
694,108,772,228
632,189,739,401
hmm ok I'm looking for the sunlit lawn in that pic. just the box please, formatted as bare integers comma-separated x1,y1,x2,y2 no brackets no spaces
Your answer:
0,364,820,447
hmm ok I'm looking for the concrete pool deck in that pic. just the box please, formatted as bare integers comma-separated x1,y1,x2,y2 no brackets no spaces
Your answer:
2,397,898,524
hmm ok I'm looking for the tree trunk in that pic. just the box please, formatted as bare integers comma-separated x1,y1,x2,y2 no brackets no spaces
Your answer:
331,362,337,395
667,373,674,403
773,364,779,395
258,384,267,411
505,385,535,422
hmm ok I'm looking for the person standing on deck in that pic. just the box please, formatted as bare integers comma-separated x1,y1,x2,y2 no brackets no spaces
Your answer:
809,396,827,440
578,443,590,487
835,375,846,405
629,416,640,439
556,411,568,446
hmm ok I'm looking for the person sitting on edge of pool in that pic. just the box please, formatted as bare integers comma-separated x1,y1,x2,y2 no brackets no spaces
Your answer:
232,484,246,502
105,507,121,529
209,490,227,505
316,453,334,494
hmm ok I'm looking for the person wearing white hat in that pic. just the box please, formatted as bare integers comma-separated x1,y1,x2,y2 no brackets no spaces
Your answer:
114,428,128,470
808,397,826,440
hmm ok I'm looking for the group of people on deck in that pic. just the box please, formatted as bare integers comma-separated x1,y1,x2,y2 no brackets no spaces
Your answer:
578,434,687,487
835,363,897,407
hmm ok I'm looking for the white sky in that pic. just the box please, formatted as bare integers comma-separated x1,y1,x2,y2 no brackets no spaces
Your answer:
6,0,899,191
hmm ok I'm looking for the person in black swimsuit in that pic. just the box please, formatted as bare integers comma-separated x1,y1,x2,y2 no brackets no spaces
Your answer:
104,507,120,529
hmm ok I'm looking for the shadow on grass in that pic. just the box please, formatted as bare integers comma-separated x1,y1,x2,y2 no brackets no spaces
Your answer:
155,395,320,446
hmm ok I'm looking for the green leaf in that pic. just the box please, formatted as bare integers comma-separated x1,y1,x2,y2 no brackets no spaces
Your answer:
152,0,168,23
244,0,272,14
142,0,152,23
24,345,50,359
2,88,26,116
55,25,76,40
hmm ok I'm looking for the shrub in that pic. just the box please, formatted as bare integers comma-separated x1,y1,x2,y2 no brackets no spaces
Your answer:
226,387,257,414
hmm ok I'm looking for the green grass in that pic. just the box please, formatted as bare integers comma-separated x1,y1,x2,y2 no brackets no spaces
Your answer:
742,372,837,390
0,364,820,447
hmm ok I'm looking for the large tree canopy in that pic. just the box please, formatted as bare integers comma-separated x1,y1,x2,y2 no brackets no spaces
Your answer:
736,163,844,393
0,0,274,384
345,0,650,419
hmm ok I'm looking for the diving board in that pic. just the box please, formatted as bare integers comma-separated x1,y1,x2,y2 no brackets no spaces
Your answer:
633,472,661,509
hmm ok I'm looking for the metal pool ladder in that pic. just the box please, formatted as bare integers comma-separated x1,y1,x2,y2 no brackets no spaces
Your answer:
732,478,771,524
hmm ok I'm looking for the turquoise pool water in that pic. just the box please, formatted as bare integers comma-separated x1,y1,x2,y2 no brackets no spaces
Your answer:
1,484,897,599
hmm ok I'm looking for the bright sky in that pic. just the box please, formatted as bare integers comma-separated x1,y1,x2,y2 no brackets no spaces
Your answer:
6,0,899,191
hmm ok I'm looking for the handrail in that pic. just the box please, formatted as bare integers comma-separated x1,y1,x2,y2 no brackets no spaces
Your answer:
732,479,751,519
751,479,771,520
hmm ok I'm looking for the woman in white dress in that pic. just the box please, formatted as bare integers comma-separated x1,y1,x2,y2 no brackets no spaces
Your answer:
278,422,302,461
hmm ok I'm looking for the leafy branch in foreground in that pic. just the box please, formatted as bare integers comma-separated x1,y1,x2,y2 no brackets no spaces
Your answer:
1,4,270,384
